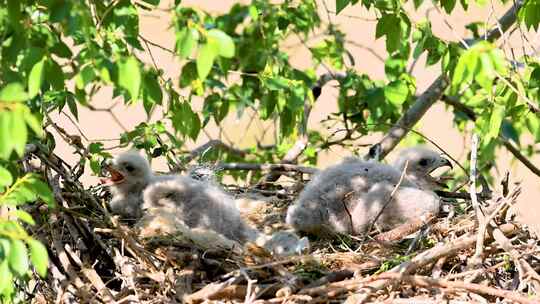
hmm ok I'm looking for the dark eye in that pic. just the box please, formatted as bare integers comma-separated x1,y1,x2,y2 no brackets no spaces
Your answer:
419,158,429,166
125,164,135,172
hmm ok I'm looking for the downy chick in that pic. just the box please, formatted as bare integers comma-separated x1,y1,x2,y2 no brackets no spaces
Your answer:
102,151,174,221
286,147,452,236
140,177,309,256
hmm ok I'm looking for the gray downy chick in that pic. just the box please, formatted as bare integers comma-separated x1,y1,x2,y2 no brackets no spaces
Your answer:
140,177,310,255
286,147,452,236
393,146,453,190
141,176,259,243
102,151,174,221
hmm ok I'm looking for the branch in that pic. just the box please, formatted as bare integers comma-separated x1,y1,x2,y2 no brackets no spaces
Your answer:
364,273,538,304
501,138,540,178
183,140,248,163
218,162,318,174
367,1,524,160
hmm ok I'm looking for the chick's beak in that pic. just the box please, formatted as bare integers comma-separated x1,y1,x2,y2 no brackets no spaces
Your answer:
438,157,453,170
100,164,125,185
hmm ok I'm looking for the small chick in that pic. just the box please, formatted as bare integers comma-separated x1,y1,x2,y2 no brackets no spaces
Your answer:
286,147,452,236
141,176,252,243
255,231,310,256
140,177,309,256
393,146,453,190
102,151,174,221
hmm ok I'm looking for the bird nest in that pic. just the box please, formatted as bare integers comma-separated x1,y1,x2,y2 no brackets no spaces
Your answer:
24,147,540,304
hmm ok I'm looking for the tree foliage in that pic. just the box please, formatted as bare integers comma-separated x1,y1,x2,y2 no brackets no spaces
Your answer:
0,0,540,300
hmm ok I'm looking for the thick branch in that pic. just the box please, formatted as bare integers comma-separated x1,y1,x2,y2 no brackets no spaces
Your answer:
501,138,540,178
367,0,523,160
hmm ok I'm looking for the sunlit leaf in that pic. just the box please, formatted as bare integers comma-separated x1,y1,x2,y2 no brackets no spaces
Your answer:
196,42,218,80
118,57,141,101
208,29,235,58
28,58,46,98
11,108,28,157
8,240,29,276
0,261,12,293
0,166,12,188
486,104,505,141
177,28,199,58
384,80,409,105
0,112,14,159
28,239,48,278
0,83,28,103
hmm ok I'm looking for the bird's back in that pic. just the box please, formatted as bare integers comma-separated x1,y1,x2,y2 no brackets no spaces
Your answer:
142,176,253,243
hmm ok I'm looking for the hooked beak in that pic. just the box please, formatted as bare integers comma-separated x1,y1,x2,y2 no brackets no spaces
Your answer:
439,157,453,170
100,165,125,185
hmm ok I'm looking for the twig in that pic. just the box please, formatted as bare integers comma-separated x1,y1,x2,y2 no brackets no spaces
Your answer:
501,137,540,177
469,133,486,270
364,161,409,237
218,162,318,174
365,273,538,304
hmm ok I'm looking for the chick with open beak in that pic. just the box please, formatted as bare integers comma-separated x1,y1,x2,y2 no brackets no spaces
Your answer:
392,147,453,191
101,151,155,221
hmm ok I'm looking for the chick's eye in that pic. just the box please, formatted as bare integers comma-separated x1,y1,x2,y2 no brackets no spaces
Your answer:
419,158,429,166
125,164,135,172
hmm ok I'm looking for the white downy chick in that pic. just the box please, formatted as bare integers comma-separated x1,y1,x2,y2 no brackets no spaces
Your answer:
102,151,174,221
140,177,309,256
286,147,452,236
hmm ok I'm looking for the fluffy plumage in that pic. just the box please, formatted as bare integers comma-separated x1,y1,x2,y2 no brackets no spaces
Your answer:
140,177,309,255
103,151,175,221
286,147,452,236
141,176,255,243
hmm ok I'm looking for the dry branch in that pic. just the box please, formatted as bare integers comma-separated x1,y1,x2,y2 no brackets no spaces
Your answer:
367,0,524,160
365,273,539,304
218,162,318,174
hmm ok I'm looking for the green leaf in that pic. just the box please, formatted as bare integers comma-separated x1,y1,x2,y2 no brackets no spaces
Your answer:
0,112,14,159
23,110,43,137
501,120,520,145
177,28,199,58
0,83,28,102
142,0,160,5
0,238,11,260
0,261,12,294
476,53,495,91
28,239,48,278
7,0,21,28
118,57,141,101
8,240,29,276
0,166,12,188
67,94,78,120
196,42,218,81
384,80,409,105
28,58,46,98
375,14,401,53
336,0,350,14
486,104,505,141
30,179,55,207
11,108,28,157
208,29,235,58
13,210,35,225
440,0,457,14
